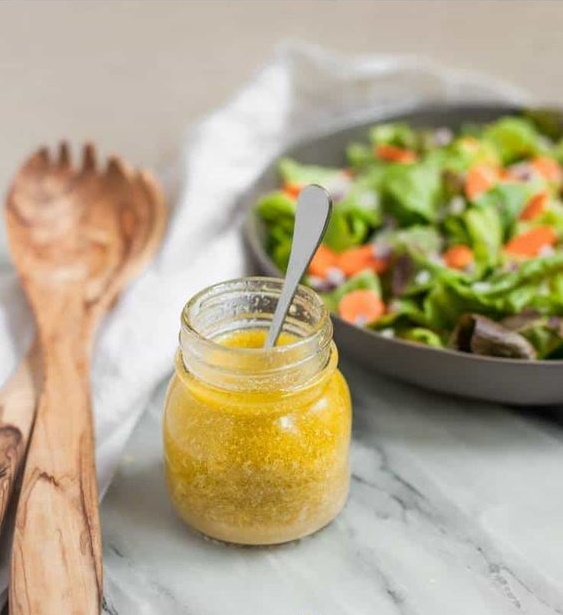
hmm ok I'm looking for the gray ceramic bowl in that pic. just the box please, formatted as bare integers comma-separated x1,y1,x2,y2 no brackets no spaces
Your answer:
243,104,563,405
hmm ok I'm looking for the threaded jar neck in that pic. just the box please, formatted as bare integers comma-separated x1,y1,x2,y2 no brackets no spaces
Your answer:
179,277,334,393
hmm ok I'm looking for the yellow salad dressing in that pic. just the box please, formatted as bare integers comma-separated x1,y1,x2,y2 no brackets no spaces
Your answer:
163,326,352,545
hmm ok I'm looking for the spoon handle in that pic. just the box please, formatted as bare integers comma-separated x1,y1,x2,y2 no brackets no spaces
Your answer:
10,309,102,615
0,347,40,533
265,184,332,349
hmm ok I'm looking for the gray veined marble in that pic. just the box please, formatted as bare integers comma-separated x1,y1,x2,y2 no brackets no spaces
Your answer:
100,358,563,615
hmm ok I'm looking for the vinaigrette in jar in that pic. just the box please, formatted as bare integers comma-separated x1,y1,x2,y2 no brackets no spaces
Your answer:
163,277,352,545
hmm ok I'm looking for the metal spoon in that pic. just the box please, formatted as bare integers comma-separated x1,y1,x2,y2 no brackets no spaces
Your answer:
264,184,332,348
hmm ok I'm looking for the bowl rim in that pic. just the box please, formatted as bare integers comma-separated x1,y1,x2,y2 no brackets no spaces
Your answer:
243,101,563,368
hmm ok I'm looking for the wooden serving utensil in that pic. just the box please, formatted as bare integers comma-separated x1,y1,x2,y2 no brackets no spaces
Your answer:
3,143,166,615
0,147,166,533
0,339,41,533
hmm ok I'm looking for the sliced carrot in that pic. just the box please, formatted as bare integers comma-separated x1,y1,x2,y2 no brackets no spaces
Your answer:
519,191,549,221
308,244,338,278
465,164,499,201
531,156,562,183
443,245,474,270
338,289,385,326
283,182,302,200
337,245,389,277
504,226,557,258
342,167,355,178
500,168,518,181
374,144,418,164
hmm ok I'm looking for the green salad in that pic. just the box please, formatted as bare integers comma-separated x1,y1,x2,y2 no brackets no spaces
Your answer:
257,114,563,360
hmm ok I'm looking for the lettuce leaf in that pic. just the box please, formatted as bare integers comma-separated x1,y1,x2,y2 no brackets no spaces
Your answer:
522,322,563,359
381,162,443,225
442,214,471,247
322,175,383,252
534,201,563,234
399,327,444,348
502,312,563,359
322,203,372,252
473,182,531,239
421,253,563,330
278,158,342,185
426,138,498,173
387,225,443,257
463,205,503,269
272,239,292,272
257,191,295,227
422,282,468,330
471,253,563,299
347,143,375,169
369,122,418,149
483,117,543,164
552,139,563,164
257,192,296,272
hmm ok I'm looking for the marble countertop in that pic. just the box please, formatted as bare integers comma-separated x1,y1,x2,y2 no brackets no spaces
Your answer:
100,357,563,615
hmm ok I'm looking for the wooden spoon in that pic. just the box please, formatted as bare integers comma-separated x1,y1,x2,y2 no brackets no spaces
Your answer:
0,339,41,533
3,143,166,615
0,149,166,537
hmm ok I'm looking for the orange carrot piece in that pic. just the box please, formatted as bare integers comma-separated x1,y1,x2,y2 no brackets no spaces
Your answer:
338,245,389,277
308,244,338,278
342,167,355,178
338,289,385,326
500,168,518,181
531,156,562,183
443,245,474,270
283,182,302,200
374,144,418,164
519,191,549,221
504,226,557,257
465,164,499,201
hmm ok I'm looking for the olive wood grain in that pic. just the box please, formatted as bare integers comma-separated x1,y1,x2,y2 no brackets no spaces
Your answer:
4,143,166,615
0,346,40,534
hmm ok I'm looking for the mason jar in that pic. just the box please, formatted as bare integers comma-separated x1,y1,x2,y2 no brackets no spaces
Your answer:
163,277,352,545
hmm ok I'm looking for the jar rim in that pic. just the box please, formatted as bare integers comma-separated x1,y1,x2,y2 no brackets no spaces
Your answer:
179,277,334,392
180,276,330,358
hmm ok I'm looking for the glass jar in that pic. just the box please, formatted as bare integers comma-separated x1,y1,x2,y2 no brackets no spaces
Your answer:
163,277,351,545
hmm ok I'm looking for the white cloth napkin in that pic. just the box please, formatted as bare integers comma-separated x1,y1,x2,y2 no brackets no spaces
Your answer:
0,42,529,600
